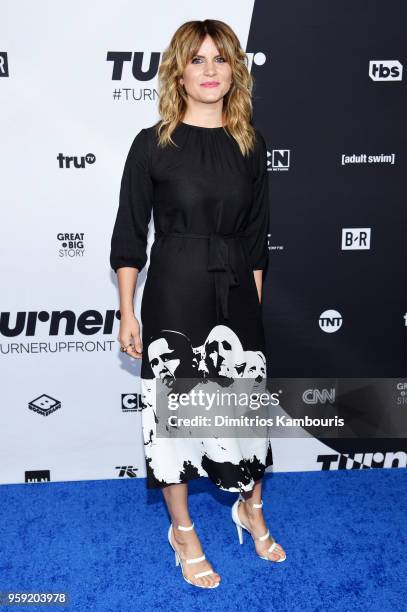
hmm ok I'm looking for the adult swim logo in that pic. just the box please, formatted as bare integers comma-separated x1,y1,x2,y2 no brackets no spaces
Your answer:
57,232,85,259
319,310,343,333
0,52,9,77
0,309,121,355
57,153,96,169
369,60,403,81
107,50,267,101
341,153,396,165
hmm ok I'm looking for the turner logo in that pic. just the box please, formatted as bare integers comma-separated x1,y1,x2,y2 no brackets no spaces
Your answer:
369,60,403,81
0,51,9,77
303,388,336,404
317,452,407,470
0,309,120,337
107,51,162,80
57,153,96,169
25,470,51,483
106,50,267,81
341,228,371,250
121,393,147,412
115,466,139,478
319,310,343,333
269,149,290,171
29,394,61,416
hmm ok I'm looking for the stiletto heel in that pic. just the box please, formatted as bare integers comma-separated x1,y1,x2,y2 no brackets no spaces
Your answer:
231,494,286,563
167,522,221,588
235,521,243,544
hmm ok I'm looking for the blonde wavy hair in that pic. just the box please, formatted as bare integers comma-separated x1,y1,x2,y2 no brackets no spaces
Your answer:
153,19,257,157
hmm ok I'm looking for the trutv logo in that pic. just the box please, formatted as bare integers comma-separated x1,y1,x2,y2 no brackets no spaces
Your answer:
369,60,403,81
57,153,96,169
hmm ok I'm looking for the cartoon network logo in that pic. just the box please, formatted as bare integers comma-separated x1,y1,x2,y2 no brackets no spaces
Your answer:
268,149,290,171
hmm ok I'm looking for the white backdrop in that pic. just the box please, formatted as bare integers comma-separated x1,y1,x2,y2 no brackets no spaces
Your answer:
0,0,367,486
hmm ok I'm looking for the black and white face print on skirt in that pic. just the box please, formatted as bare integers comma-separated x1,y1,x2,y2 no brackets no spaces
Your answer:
139,324,271,490
142,324,267,387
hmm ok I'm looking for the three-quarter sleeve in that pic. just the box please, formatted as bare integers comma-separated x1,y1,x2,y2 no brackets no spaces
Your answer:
244,129,270,271
109,128,153,273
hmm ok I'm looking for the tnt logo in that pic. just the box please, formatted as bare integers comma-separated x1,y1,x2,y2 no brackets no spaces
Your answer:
319,310,343,333
0,52,9,77
369,60,403,81
270,149,290,171
341,228,371,250
29,394,61,416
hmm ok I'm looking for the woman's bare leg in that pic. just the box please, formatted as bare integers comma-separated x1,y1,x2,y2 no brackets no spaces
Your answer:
238,479,286,561
162,483,221,587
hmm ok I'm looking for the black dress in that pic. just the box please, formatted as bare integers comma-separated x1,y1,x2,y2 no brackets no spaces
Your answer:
110,121,273,492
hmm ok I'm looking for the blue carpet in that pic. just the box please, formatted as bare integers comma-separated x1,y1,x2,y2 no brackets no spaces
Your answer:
0,469,406,612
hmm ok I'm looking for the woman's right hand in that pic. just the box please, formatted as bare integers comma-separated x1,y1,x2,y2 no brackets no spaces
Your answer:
118,312,143,359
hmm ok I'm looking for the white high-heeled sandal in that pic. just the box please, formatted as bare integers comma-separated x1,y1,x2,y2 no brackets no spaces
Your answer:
167,522,220,588
231,494,286,562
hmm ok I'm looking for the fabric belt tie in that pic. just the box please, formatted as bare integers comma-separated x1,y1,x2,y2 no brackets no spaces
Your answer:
154,231,245,321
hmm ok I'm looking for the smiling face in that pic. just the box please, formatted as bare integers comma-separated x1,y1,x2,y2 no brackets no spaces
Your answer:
179,34,233,113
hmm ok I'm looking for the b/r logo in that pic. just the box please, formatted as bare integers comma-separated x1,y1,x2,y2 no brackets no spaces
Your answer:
369,60,403,81
341,228,371,250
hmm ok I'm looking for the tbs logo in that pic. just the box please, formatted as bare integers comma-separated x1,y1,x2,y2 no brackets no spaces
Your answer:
369,60,403,81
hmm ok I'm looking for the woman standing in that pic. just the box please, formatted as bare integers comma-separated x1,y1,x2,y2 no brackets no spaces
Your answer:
110,19,286,588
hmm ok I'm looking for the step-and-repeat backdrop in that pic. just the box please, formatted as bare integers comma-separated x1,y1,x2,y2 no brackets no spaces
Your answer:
1,1,406,486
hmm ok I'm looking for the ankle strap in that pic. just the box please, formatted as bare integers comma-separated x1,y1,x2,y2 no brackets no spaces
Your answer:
176,522,194,531
239,496,263,509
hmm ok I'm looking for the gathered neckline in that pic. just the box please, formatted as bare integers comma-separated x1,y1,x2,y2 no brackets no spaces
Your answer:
179,121,226,131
